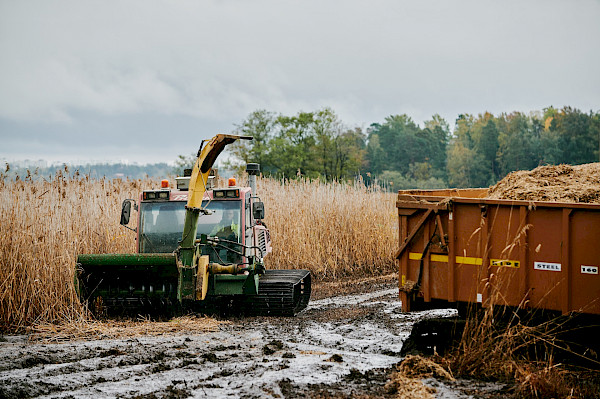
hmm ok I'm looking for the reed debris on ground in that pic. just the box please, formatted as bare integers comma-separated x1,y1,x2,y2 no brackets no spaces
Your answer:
384,355,451,399
28,315,226,343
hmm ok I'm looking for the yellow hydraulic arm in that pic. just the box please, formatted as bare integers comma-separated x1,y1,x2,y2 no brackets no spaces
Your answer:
177,134,252,300
186,134,253,210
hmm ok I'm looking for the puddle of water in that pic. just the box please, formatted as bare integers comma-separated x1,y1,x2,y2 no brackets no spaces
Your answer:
308,288,398,310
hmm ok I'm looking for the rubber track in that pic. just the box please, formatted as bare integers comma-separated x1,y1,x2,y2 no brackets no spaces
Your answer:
82,269,311,317
249,269,312,316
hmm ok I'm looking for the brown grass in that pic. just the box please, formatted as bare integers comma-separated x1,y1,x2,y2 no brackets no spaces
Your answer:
439,225,600,397
259,177,397,279
0,167,156,331
28,315,226,343
0,168,396,331
433,195,600,398
442,296,600,398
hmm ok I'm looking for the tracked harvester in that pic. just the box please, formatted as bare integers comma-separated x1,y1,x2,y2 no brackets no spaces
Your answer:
76,134,311,316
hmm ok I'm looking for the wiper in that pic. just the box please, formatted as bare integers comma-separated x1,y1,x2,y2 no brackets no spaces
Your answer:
140,233,157,252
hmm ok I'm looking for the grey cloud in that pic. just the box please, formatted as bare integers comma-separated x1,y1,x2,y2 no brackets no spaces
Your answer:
0,0,598,162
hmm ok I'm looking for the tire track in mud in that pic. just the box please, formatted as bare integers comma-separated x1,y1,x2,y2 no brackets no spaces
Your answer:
0,284,458,398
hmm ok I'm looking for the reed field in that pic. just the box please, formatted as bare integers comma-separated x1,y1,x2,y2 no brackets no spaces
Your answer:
0,167,397,331
258,177,397,278
0,167,156,331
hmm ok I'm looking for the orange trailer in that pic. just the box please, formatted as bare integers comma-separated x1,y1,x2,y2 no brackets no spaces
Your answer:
396,189,600,315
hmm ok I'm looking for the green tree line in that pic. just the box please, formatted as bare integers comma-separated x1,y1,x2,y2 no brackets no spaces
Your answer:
227,106,600,189
227,108,365,180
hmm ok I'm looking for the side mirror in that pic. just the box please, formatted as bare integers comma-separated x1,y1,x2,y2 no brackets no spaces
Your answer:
253,201,265,220
120,200,132,225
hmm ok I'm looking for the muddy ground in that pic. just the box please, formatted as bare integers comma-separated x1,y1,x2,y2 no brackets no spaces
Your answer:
0,281,509,398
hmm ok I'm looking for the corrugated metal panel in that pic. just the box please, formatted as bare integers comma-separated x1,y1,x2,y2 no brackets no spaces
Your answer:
397,190,600,315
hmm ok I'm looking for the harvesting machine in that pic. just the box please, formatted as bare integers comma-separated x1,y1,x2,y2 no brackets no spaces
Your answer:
76,134,311,316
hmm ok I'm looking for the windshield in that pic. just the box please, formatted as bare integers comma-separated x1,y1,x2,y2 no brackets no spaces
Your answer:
139,200,241,254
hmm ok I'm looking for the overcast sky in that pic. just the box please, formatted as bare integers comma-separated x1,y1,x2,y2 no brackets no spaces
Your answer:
1,0,599,165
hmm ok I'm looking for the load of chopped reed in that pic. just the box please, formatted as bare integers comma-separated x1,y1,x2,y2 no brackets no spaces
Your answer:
0,167,396,331
486,162,600,203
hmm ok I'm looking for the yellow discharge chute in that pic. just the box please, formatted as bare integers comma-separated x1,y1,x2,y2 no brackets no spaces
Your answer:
186,134,252,210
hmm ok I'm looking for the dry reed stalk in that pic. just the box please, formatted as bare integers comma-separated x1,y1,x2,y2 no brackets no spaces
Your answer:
1,171,397,330
442,213,600,398
0,168,157,331
259,177,397,280
446,275,600,398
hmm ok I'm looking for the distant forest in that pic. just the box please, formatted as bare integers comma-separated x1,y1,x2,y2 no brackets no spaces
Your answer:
5,106,599,189
227,106,600,189
4,162,173,180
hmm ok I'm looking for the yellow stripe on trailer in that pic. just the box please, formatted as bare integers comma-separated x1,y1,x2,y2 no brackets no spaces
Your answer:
408,253,518,267
431,254,449,263
456,256,482,265
409,252,449,261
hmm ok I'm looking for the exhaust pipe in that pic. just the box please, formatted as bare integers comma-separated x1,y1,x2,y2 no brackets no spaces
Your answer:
246,163,260,197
